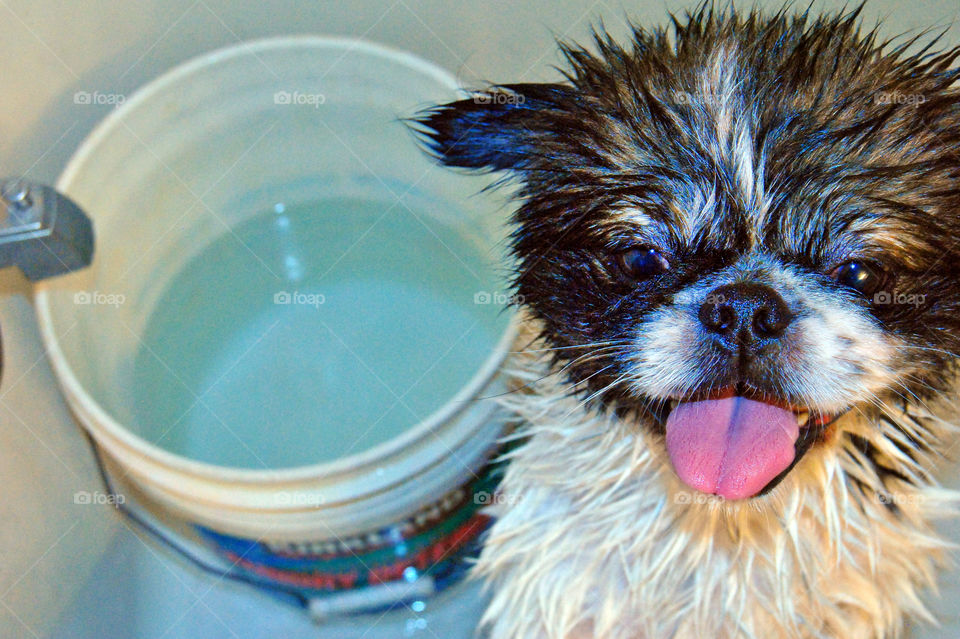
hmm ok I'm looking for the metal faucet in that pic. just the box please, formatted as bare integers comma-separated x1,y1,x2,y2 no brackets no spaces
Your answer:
0,177,95,382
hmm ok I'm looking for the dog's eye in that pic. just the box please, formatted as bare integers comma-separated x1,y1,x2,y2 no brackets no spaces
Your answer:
618,247,670,279
830,261,882,295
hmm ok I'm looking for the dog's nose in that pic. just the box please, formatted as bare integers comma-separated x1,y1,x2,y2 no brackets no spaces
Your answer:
698,282,792,343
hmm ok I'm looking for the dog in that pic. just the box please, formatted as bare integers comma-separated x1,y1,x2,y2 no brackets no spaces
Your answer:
413,4,960,638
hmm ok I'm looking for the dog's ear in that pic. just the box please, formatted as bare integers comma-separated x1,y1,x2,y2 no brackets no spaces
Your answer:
411,83,580,174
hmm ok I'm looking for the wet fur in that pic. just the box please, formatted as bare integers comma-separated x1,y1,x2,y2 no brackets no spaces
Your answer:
413,4,960,638
474,316,958,639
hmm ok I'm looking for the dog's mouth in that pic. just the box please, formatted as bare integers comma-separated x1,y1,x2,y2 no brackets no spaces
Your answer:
649,385,841,500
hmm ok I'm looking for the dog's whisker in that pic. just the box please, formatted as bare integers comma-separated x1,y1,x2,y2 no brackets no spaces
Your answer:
560,371,634,422
509,339,630,355
478,343,628,400
555,363,619,397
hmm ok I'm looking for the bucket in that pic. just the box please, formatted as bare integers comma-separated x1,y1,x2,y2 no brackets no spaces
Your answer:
33,36,517,614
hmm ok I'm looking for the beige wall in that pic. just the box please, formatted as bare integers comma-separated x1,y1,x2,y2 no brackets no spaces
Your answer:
1,0,957,185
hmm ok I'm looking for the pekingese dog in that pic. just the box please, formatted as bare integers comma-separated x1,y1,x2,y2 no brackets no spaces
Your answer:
414,4,960,638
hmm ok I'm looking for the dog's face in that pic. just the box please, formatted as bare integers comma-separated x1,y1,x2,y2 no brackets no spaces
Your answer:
415,6,960,500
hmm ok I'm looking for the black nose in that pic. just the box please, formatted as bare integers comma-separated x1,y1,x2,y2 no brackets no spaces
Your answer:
698,282,792,343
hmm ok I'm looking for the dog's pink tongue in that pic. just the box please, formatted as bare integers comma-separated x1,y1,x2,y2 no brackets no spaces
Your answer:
665,396,799,500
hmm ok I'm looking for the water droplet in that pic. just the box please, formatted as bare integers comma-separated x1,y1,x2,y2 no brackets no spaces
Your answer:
403,566,418,582
411,600,425,613
274,202,286,214
283,255,303,281
387,527,404,543
404,618,420,636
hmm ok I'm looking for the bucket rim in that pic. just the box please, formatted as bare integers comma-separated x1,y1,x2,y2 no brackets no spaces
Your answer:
35,34,519,484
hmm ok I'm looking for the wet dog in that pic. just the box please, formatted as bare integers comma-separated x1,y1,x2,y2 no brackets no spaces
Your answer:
415,4,960,637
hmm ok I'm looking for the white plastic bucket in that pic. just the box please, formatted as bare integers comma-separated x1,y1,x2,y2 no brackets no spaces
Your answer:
34,36,517,609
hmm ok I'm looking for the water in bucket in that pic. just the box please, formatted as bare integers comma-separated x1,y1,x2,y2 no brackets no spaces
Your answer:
129,193,510,469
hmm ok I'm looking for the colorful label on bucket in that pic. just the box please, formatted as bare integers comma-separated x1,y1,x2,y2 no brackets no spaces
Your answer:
195,454,507,610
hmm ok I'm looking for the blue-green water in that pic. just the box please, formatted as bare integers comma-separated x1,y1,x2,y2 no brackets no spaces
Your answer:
130,197,508,469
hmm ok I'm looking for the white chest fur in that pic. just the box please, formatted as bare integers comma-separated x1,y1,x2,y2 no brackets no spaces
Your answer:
475,323,960,639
